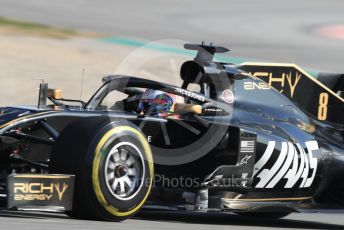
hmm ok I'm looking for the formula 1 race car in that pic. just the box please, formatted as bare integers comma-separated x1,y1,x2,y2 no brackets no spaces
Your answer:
0,43,343,221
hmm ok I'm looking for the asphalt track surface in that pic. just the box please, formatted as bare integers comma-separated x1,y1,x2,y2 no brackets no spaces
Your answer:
0,209,343,230
0,0,344,229
0,0,344,72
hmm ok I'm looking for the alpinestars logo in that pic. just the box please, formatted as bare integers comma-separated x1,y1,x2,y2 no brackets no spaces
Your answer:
253,140,319,189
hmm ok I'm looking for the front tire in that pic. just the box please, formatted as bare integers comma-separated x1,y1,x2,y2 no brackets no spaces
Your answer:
50,117,154,221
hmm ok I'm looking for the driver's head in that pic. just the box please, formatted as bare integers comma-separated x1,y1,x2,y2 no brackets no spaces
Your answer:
139,89,184,116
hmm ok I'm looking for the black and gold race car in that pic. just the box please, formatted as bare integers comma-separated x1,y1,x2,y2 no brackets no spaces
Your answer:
0,43,343,221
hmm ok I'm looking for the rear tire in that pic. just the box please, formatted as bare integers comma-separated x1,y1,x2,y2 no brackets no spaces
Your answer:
50,117,154,221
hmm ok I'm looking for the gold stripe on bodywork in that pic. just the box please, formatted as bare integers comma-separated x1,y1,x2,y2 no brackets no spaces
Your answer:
0,111,56,130
12,174,73,179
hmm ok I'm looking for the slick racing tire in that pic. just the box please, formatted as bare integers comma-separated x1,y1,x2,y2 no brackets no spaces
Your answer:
50,117,154,221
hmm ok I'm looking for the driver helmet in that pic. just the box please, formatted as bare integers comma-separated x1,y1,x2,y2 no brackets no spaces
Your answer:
139,89,184,117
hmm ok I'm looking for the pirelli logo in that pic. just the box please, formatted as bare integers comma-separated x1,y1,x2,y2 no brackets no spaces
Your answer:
7,174,75,211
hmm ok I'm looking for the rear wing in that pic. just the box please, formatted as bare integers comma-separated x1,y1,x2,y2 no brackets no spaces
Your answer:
237,62,344,125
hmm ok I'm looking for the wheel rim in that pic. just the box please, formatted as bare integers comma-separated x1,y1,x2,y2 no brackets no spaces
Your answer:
104,142,145,201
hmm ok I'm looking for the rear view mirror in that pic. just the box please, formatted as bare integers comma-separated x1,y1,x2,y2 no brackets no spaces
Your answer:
48,88,62,99
174,103,202,115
